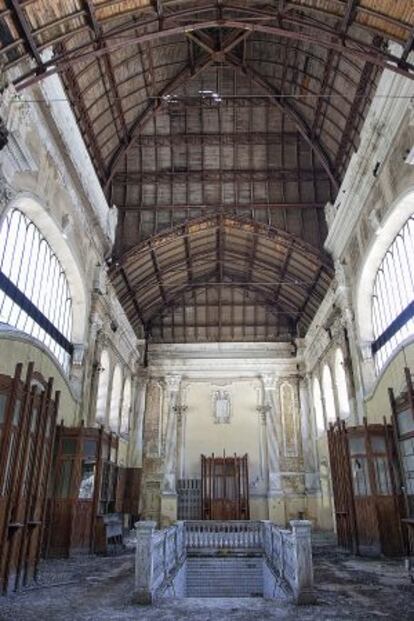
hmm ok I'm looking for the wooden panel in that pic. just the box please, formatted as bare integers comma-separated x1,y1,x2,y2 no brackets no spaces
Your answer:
328,419,404,557
0,363,59,592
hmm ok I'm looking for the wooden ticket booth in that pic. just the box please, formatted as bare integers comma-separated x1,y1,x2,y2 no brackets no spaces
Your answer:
0,363,59,593
201,452,250,520
45,423,121,557
328,419,404,556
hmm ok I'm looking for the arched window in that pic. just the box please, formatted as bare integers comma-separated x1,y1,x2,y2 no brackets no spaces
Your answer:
96,349,110,423
372,215,414,373
322,364,336,423
120,376,132,434
335,348,351,419
313,376,325,433
109,365,122,431
0,209,73,370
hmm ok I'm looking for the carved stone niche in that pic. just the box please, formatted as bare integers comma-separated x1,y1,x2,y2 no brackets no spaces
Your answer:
212,389,231,424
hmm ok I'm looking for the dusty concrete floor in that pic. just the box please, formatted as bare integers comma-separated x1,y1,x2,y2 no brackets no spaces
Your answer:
0,535,413,621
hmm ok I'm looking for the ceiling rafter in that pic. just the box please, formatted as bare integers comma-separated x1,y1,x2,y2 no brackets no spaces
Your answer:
83,0,128,142
5,0,44,71
104,53,213,190
58,41,106,179
119,267,146,331
226,53,340,190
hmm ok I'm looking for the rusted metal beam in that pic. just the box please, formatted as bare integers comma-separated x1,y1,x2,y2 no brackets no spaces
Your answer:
83,0,128,142
334,57,377,171
311,0,357,139
12,15,414,93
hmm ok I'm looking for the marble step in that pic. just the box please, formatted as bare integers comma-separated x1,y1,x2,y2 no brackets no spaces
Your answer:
186,557,263,598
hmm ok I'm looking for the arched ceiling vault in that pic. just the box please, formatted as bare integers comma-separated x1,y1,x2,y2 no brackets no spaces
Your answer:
2,1,414,342
109,214,333,342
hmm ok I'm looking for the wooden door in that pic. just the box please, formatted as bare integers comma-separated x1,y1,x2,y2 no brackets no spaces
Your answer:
201,453,250,520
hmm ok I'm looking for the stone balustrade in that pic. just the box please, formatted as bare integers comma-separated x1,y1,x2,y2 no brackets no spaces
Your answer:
185,520,262,550
134,519,314,605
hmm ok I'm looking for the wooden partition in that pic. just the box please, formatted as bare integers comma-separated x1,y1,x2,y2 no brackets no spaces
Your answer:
328,419,404,556
0,363,59,593
389,367,414,556
201,452,249,520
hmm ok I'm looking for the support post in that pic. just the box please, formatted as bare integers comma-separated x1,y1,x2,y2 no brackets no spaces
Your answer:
134,521,156,604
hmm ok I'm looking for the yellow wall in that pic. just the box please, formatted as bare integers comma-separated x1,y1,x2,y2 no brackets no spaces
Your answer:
365,341,414,423
183,379,262,482
0,335,79,425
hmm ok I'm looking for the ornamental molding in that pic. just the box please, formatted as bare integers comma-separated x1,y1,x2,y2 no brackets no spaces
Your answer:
324,63,414,260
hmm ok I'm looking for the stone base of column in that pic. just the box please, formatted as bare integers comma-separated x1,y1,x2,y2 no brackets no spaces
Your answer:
267,492,286,525
160,493,177,527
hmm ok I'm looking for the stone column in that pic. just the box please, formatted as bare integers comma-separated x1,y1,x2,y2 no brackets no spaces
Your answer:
176,405,188,481
129,373,148,467
256,404,270,488
262,374,285,524
134,521,156,604
299,374,319,495
161,375,181,526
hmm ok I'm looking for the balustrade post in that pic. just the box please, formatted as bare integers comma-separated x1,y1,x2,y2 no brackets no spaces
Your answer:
290,520,315,604
134,521,157,604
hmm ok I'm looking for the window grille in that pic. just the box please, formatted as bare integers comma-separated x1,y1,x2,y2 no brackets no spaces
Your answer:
372,216,414,373
0,209,73,371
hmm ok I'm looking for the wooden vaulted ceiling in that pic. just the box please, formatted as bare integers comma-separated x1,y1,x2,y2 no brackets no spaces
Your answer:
2,1,414,343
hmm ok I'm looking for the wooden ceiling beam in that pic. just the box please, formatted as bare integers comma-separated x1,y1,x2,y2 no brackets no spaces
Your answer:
119,201,326,211
6,0,43,71
113,168,331,183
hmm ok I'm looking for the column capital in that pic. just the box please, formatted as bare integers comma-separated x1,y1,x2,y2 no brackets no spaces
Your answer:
164,375,181,392
261,374,276,390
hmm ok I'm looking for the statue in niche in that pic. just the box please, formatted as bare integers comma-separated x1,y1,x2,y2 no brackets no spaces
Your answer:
213,390,231,424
